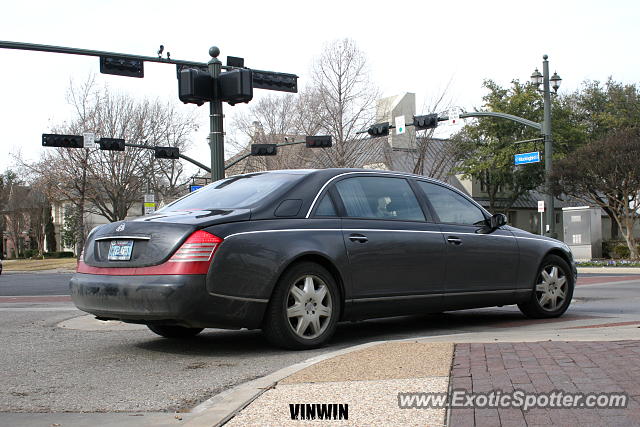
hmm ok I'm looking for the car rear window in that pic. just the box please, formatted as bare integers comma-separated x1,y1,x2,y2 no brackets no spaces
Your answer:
159,173,304,211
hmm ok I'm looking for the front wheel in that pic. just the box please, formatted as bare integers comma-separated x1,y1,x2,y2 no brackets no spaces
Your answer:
262,262,340,350
518,254,574,318
147,324,204,338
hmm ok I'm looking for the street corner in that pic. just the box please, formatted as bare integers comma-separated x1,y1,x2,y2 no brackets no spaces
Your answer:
226,342,454,427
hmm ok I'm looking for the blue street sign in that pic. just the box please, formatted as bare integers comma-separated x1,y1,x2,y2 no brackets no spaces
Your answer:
189,185,203,192
514,151,540,165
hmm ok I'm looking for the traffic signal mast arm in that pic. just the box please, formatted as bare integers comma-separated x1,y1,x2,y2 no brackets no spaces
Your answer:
224,136,331,170
360,110,542,136
124,142,212,173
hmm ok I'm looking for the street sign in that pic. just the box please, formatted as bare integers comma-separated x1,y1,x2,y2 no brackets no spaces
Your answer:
395,115,406,135
538,201,545,212
83,133,96,149
190,185,203,192
514,151,541,165
144,194,155,215
448,108,461,125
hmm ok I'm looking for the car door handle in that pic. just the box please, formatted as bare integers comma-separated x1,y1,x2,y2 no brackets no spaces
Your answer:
447,236,462,245
348,234,368,243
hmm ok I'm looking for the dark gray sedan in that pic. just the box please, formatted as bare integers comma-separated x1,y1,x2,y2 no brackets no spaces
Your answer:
70,169,576,349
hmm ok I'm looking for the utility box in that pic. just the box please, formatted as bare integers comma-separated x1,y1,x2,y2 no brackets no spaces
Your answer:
562,206,602,260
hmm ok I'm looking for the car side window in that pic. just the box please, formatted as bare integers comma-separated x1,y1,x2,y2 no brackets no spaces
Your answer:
335,177,425,221
417,181,486,225
315,193,337,216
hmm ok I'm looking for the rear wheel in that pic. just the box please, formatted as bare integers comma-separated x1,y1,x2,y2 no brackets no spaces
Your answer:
147,324,204,338
262,262,340,350
518,254,574,318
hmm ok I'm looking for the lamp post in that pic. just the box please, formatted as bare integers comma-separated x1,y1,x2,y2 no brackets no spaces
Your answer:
531,55,562,238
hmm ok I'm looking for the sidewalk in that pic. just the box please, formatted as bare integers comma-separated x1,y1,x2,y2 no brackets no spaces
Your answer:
219,324,640,427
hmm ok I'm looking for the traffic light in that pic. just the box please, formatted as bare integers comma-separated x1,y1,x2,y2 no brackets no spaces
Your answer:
178,68,213,105
252,71,298,93
219,69,253,105
226,56,245,68
100,56,144,78
306,135,332,148
42,134,83,148
99,138,125,151
367,122,390,137
413,114,439,130
154,146,179,159
251,144,277,156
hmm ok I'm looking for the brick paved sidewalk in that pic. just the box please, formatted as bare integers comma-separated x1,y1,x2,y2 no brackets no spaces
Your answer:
449,341,640,427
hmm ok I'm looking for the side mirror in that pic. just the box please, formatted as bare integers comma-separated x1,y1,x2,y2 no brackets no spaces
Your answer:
490,213,507,229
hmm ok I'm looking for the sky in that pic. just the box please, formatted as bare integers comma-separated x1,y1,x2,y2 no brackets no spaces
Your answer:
1,0,638,176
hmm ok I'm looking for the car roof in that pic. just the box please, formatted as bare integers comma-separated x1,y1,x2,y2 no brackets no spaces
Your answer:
231,168,459,191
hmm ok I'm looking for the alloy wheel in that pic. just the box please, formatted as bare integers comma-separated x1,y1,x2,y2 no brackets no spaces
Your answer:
535,265,568,312
286,275,332,339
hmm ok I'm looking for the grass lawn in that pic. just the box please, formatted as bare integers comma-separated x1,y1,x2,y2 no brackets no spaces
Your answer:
2,258,77,272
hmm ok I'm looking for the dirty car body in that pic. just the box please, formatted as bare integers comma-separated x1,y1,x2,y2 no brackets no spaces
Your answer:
70,169,576,349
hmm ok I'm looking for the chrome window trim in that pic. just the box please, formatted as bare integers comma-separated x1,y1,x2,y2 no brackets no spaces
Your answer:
305,171,430,218
224,228,523,240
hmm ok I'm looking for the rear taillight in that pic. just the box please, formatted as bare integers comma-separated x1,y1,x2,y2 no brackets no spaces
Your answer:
169,230,223,263
76,230,224,276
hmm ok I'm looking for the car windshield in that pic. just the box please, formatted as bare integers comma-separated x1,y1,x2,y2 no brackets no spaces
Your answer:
159,173,304,211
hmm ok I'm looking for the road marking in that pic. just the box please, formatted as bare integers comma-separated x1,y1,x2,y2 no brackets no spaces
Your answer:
562,320,640,329
490,314,608,328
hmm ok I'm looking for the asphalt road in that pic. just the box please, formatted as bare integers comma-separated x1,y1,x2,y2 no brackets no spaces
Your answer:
0,272,638,417
0,272,72,296
0,271,630,297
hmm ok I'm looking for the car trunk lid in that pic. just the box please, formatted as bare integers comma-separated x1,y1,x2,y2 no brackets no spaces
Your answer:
83,209,249,268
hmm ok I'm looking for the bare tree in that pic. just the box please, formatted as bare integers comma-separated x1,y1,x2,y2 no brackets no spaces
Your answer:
228,39,378,173
22,77,198,251
230,90,325,173
311,38,379,168
408,81,457,177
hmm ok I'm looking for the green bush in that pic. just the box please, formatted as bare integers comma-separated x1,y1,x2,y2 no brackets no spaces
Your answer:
603,240,640,259
22,249,37,259
603,240,623,259
612,243,631,259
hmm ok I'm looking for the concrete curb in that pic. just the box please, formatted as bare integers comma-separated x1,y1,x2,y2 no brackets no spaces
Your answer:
184,310,640,427
184,340,386,427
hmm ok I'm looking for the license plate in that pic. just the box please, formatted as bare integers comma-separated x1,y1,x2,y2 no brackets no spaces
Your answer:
108,240,134,261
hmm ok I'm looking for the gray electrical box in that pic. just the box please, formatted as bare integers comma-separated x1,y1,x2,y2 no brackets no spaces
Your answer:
562,206,602,260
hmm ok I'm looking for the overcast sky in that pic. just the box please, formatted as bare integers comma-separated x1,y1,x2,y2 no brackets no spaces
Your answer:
1,0,638,176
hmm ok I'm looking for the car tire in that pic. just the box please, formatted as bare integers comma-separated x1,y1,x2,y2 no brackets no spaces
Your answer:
518,254,574,319
262,262,340,350
147,324,204,338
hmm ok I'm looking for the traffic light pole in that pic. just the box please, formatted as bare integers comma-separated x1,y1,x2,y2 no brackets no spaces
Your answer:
1,40,298,183
208,47,225,182
541,55,556,238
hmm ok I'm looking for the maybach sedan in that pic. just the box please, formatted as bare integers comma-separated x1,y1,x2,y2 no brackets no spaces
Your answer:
70,169,576,349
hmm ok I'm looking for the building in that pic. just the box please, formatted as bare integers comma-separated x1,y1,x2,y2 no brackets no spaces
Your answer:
225,92,639,246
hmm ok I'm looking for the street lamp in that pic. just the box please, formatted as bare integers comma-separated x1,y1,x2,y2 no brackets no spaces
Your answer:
550,72,562,92
531,55,561,238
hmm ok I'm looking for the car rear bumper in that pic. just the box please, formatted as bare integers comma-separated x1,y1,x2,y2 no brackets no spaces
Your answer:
69,273,266,329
